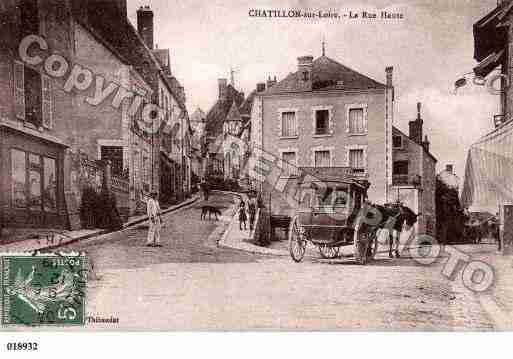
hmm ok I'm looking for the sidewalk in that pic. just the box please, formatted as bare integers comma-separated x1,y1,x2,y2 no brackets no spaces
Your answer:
0,195,198,253
216,191,289,256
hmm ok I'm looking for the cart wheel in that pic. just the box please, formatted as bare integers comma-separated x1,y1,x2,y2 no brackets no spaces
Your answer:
289,217,306,263
319,245,340,259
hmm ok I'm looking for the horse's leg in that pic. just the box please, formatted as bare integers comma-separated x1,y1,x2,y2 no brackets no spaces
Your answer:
388,229,393,258
393,229,400,258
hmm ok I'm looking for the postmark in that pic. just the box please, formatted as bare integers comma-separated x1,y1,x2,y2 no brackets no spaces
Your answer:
1,253,87,326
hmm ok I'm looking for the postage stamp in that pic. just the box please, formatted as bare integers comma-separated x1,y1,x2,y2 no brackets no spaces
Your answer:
1,253,88,326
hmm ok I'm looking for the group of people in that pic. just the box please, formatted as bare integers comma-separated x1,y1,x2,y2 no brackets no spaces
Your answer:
237,196,258,231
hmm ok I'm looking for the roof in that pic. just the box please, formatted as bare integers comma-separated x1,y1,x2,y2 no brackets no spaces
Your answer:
392,126,437,163
72,0,187,112
205,85,244,136
239,90,256,116
263,55,386,95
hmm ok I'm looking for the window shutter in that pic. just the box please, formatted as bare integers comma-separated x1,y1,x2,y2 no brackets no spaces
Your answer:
42,74,53,129
14,61,25,120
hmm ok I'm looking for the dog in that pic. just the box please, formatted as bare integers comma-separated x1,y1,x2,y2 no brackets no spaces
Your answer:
201,205,222,221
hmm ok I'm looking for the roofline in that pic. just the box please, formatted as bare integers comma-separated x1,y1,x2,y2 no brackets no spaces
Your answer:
258,87,386,98
392,125,438,163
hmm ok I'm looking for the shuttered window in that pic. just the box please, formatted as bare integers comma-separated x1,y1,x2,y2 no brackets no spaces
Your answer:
14,61,25,120
281,111,297,137
314,150,330,167
349,149,365,172
42,74,52,129
349,108,365,134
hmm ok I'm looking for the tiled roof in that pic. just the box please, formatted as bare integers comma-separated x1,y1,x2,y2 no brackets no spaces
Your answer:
263,56,385,95
239,90,256,116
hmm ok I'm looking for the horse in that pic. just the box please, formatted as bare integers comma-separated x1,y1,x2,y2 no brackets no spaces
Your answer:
357,202,419,259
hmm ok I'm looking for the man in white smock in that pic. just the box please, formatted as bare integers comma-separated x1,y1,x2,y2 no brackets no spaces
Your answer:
146,191,162,247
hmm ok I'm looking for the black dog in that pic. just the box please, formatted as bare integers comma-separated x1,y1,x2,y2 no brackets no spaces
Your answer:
201,205,222,221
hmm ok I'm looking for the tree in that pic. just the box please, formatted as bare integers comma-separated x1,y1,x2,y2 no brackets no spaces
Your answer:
435,177,465,244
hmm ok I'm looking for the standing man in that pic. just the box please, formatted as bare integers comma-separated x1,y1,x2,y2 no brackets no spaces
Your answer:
146,191,163,247
248,196,257,231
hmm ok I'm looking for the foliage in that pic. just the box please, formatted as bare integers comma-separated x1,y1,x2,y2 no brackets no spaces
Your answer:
435,177,466,244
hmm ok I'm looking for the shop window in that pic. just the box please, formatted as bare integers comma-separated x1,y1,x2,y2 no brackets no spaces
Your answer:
10,149,58,212
11,149,27,208
43,157,57,212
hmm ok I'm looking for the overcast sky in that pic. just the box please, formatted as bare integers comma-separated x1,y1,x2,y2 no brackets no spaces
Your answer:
127,0,499,179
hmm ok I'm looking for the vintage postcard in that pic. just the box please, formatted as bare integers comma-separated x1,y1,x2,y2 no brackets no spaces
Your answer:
0,0,512,342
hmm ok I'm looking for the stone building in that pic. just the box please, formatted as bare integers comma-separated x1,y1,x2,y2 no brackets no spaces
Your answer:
0,0,190,229
251,53,437,235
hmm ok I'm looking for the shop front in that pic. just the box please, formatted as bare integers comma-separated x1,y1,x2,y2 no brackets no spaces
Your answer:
1,124,67,229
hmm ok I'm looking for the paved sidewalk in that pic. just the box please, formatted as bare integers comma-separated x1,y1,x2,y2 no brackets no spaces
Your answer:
0,196,198,253
216,191,289,256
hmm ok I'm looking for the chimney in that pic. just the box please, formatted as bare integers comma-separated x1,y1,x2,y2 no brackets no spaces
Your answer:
409,102,423,145
137,5,154,49
256,83,266,92
218,78,228,101
422,135,430,152
446,164,453,174
385,66,393,87
266,76,277,89
298,56,314,83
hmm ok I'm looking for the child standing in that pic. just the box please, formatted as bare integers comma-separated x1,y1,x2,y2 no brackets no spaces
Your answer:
238,200,247,231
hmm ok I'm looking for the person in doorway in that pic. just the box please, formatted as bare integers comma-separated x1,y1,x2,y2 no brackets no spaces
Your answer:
238,200,247,231
146,191,163,247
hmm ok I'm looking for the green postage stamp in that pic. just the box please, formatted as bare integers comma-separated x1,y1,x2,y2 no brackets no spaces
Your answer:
1,253,87,326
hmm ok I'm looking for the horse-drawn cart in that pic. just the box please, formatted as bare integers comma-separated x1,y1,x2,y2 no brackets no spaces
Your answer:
288,169,375,264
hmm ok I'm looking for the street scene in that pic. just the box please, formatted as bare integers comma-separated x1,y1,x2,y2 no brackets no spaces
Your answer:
1,0,513,333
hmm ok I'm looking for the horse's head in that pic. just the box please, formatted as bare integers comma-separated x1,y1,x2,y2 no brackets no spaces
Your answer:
398,205,419,228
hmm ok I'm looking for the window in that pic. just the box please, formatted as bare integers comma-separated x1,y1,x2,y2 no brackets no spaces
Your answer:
314,150,330,167
281,111,297,137
11,149,27,208
101,146,124,177
13,62,52,128
393,161,409,175
315,110,330,135
10,149,58,212
393,135,403,149
349,149,365,173
303,71,309,81
24,66,42,128
348,107,365,134
20,0,39,37
281,151,297,177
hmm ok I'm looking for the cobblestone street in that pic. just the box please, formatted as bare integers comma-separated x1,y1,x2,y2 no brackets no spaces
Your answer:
60,193,511,330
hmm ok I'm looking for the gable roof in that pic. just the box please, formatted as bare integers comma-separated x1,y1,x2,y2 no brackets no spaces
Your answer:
225,101,242,123
205,84,244,136
392,126,437,163
263,55,386,95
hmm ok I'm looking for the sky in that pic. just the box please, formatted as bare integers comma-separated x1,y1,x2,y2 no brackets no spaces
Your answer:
127,0,499,180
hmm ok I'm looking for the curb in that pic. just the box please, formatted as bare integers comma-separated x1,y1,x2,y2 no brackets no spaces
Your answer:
1,196,199,253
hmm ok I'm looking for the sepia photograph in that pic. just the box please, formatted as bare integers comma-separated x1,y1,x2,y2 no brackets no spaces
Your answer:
0,0,513,353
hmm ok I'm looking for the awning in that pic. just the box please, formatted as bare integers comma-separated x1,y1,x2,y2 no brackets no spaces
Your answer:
461,120,513,213
473,50,504,77
473,4,510,61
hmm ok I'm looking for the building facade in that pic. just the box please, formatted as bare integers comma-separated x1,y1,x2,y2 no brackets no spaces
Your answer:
251,55,394,215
